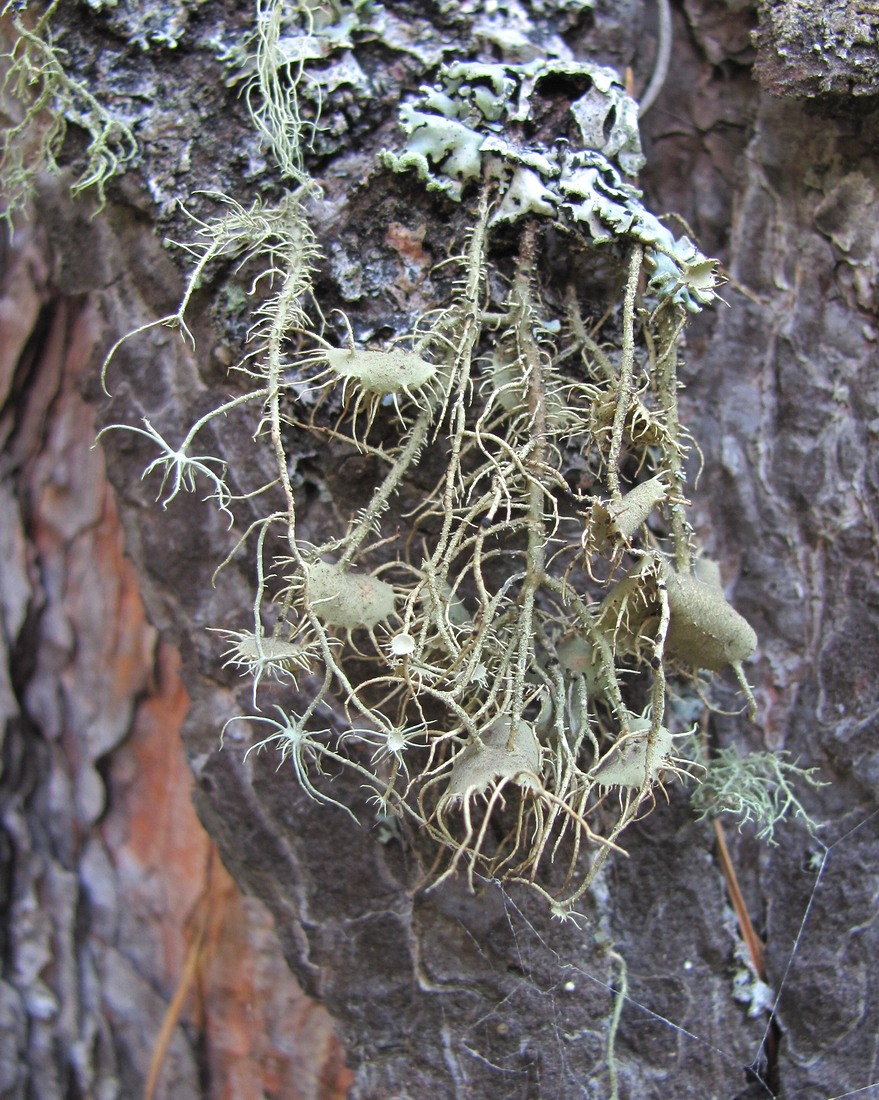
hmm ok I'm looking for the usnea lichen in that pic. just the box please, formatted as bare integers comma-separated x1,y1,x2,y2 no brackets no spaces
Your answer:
0,0,137,228
21,0,820,912
691,748,826,844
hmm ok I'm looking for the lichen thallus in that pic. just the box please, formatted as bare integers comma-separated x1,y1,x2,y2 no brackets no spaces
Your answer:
95,49,781,912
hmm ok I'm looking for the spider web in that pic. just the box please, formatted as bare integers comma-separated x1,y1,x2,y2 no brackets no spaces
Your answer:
437,805,879,1100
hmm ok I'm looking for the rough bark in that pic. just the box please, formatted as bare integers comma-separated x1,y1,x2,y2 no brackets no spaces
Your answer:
0,227,351,1096
2,2,878,1098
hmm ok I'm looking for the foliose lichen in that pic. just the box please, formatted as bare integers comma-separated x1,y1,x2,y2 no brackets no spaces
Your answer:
383,58,719,312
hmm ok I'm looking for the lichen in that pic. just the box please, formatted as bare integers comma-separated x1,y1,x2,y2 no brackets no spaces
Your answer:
0,0,137,228
383,58,719,312
94,1,821,912
692,749,826,844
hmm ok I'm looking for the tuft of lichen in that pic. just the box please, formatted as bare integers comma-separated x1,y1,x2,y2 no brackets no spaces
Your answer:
93,0,823,912
692,749,826,843
0,0,137,228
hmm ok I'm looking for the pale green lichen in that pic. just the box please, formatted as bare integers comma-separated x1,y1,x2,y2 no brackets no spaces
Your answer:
383,58,718,312
220,0,379,153
692,749,826,843
94,0,821,913
0,0,137,228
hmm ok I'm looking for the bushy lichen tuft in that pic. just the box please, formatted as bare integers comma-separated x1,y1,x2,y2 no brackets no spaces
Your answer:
692,749,826,843
0,0,137,228
95,1,821,911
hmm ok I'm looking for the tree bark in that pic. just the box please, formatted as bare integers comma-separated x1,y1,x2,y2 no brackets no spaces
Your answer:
0,212,351,1097
2,2,878,1098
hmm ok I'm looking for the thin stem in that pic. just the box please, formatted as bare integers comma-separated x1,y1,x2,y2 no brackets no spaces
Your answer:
606,948,628,1100
607,244,644,501
426,185,491,581
510,220,547,727
653,303,692,570
263,220,312,560
180,388,268,452
339,408,432,567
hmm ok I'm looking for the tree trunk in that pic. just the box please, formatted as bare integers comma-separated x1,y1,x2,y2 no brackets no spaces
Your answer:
1,2,877,1098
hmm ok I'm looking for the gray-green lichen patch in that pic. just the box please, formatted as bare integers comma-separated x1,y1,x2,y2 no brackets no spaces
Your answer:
443,718,542,801
383,58,720,312
663,567,758,672
80,0,193,50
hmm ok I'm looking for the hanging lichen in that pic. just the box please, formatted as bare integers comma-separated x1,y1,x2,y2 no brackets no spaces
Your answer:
87,1,784,914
